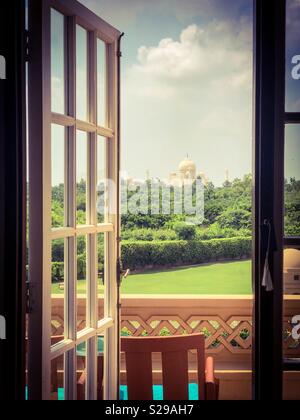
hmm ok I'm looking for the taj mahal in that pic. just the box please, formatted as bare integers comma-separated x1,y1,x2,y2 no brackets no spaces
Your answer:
169,156,209,186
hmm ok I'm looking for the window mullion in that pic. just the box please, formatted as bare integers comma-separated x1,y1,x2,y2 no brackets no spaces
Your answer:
65,15,77,400
86,29,98,401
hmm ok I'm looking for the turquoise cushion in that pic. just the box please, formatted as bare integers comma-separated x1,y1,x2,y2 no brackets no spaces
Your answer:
120,384,199,401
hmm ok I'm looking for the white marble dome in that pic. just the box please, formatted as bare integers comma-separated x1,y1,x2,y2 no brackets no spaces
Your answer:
178,158,196,178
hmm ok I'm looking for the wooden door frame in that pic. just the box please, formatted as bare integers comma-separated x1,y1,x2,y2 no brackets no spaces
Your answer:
253,0,286,400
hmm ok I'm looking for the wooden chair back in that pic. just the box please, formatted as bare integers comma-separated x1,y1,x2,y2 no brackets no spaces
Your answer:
121,334,206,400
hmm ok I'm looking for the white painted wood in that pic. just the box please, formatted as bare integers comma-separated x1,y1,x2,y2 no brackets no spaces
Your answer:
49,0,120,44
96,223,114,233
65,15,77,401
76,119,97,133
104,39,120,401
97,126,114,138
52,113,75,126
28,0,121,400
51,224,114,239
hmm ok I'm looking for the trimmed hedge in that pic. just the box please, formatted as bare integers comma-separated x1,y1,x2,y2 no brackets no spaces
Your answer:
121,229,177,242
121,237,252,270
121,227,251,242
50,237,252,280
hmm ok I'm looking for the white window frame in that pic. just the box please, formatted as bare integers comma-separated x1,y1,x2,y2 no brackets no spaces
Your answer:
28,0,121,400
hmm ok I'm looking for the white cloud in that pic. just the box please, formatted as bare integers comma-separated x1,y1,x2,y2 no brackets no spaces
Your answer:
123,20,253,184
127,20,252,97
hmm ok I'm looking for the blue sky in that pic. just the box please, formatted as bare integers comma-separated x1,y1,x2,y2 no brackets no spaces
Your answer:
74,0,299,185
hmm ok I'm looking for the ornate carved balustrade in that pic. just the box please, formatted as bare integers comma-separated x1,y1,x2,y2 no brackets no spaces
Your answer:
120,296,253,365
51,294,300,364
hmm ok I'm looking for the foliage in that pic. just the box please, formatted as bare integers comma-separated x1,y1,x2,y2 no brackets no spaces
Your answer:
121,228,177,242
77,254,86,280
51,175,299,235
50,175,299,274
196,225,251,240
121,214,174,230
121,226,251,242
52,262,64,283
216,208,252,230
121,237,252,270
285,178,300,235
173,222,197,240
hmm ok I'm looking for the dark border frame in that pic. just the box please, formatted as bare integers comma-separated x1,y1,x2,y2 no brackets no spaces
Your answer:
0,1,27,401
0,0,295,401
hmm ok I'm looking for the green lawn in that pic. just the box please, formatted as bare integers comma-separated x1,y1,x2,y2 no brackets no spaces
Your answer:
51,280,105,295
52,260,252,295
121,260,252,295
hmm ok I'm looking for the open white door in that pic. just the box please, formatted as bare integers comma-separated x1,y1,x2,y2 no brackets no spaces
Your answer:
27,0,121,400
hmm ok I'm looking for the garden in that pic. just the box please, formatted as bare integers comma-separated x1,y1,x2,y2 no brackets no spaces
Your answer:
50,175,300,295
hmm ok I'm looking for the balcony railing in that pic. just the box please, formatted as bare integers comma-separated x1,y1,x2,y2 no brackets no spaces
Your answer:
51,294,300,400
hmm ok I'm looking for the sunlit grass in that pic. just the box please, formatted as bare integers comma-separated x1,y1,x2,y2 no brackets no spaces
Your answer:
51,260,252,295
121,260,252,295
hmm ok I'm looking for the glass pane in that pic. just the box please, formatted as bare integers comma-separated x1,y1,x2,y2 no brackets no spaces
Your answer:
76,131,88,225
51,355,65,400
51,124,65,228
286,0,300,112
97,40,107,127
98,234,105,321
284,248,300,295
97,335,105,400
283,246,300,390
285,126,300,236
76,25,88,121
283,246,300,399
51,239,65,341
51,9,65,114
76,342,87,400
77,236,87,332
283,249,300,400
97,136,106,224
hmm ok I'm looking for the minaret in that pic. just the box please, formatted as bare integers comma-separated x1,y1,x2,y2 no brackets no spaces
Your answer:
225,169,230,183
